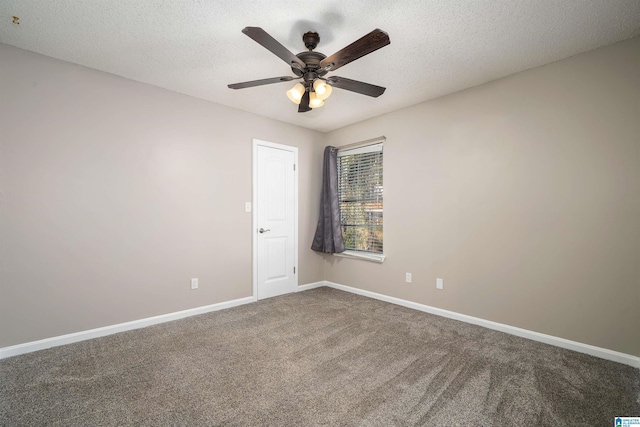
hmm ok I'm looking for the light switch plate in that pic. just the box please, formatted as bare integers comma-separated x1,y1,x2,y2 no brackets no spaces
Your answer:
244,202,252,212
436,278,443,290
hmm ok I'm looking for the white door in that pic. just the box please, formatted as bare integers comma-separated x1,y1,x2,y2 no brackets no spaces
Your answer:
253,140,297,300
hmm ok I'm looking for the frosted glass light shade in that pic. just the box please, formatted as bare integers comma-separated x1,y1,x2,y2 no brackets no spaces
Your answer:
313,79,332,100
309,92,324,108
286,83,305,104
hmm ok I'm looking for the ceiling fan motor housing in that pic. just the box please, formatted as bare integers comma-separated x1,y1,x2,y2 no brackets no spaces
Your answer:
292,32,328,83
293,51,328,78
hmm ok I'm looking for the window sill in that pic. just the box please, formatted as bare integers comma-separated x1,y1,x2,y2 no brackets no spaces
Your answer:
334,250,386,263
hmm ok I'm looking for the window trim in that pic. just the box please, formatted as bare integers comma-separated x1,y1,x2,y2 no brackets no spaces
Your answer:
336,142,383,157
333,137,385,263
334,250,386,263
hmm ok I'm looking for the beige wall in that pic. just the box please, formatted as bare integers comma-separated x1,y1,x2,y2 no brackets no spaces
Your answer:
323,37,640,356
0,44,324,348
2,37,638,357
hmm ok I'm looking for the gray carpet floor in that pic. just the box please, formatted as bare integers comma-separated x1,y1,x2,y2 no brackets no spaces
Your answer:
1,287,638,426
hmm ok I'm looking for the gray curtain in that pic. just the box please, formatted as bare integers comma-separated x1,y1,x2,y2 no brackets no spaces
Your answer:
311,146,345,253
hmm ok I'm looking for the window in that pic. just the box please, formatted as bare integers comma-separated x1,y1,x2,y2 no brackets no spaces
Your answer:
337,142,383,261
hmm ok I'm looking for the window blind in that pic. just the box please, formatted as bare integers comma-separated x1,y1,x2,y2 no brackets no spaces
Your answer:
337,143,383,254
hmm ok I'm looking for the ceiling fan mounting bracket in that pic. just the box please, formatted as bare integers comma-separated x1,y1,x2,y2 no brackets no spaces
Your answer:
302,31,320,50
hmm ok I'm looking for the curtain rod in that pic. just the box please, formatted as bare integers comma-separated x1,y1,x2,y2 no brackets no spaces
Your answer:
335,136,385,151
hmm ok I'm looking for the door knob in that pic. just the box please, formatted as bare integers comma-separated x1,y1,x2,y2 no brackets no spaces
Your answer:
259,228,271,234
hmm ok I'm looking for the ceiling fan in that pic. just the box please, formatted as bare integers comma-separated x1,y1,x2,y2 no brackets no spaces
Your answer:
228,27,390,113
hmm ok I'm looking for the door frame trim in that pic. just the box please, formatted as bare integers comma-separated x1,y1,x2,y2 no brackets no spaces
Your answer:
252,139,299,300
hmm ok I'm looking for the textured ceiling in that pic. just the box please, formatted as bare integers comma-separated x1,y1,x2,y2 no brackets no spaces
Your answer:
1,1,639,132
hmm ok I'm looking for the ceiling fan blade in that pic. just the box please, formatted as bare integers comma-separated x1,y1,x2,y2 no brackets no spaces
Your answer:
242,27,306,69
228,76,297,89
326,76,386,97
298,91,311,113
320,29,390,72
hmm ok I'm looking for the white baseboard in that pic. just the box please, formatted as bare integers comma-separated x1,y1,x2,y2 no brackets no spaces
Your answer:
4,281,638,369
0,295,256,360
302,281,640,369
297,281,326,292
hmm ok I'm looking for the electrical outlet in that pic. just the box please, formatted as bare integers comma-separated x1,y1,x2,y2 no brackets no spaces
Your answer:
436,278,443,290
405,272,412,283
191,278,198,290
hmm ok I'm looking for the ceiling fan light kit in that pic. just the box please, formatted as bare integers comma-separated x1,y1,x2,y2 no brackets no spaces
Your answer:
313,79,332,100
228,27,390,113
309,92,324,108
286,83,305,104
